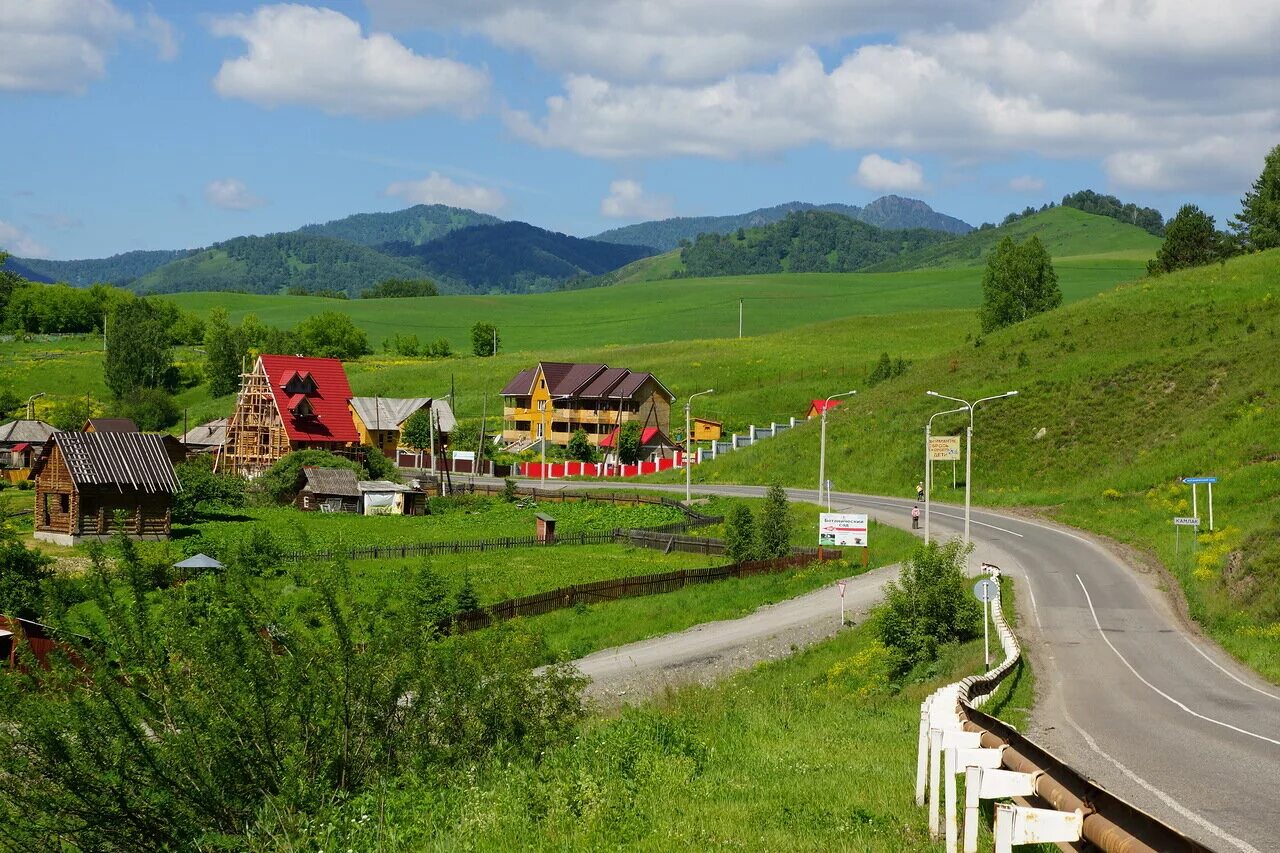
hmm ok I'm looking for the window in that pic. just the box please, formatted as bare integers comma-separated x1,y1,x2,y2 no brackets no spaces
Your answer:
59,494,69,514
536,423,544,438
537,400,546,412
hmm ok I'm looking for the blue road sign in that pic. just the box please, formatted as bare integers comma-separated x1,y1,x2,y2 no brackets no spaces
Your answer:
1183,476,1217,484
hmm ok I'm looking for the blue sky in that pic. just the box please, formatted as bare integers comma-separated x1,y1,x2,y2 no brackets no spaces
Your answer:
1,0,1275,259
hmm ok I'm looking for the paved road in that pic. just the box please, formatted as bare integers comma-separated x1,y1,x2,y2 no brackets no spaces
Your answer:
483,477,1280,851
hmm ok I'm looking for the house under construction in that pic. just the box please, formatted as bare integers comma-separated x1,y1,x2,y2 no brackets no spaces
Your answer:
217,355,361,477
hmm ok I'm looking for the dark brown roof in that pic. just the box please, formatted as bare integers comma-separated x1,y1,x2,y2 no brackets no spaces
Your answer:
33,432,181,493
500,368,537,396
501,362,674,403
84,418,138,433
579,367,630,398
301,466,360,497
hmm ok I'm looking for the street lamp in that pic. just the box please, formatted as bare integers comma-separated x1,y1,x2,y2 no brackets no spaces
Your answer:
817,391,856,511
428,393,452,475
923,404,968,544
685,389,714,501
541,394,572,487
925,390,1019,544
25,392,45,420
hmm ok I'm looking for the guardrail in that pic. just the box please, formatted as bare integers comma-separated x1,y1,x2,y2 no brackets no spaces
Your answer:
915,565,1214,853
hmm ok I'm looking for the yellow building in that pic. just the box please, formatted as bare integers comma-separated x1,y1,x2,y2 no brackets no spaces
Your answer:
501,362,675,448
691,417,723,442
349,397,456,458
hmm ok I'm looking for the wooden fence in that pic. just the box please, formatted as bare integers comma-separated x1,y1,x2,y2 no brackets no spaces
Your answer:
452,550,842,632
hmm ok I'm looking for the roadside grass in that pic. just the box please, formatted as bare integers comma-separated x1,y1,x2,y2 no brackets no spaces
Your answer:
254,606,1017,852
676,249,1280,682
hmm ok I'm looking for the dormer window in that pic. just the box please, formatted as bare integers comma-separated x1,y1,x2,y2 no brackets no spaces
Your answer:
288,394,314,416
282,370,317,396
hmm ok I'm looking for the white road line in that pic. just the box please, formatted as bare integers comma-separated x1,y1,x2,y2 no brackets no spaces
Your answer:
1076,574,1280,747
1180,635,1280,703
1061,708,1263,853
1023,572,1042,629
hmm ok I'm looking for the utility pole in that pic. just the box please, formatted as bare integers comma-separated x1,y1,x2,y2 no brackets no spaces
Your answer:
738,299,743,339
818,391,856,511
685,389,713,501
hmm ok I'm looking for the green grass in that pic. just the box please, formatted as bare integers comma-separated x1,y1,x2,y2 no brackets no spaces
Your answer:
677,249,1280,682
256,606,1021,852
866,206,1162,272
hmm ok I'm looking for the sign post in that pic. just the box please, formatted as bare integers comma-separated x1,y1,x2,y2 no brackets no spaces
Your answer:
925,435,961,545
1183,477,1217,531
972,579,999,668
819,512,869,566
837,580,846,626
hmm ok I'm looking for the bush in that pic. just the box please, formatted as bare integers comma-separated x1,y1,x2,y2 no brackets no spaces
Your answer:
172,457,248,524
256,449,363,504
617,421,643,465
0,524,53,620
724,503,757,563
427,337,452,358
502,478,518,502
878,540,981,675
471,321,500,357
359,445,400,483
566,428,596,462
756,484,792,558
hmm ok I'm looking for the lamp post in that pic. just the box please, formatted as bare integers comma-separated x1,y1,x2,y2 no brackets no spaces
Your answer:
925,390,1019,544
25,392,45,420
541,394,571,487
685,389,714,501
817,391,856,511
428,393,452,474
923,405,968,544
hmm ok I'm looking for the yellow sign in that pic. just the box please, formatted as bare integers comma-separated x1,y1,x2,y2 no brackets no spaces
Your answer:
928,435,961,461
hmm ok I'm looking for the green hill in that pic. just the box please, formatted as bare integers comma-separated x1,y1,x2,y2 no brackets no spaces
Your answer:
5,249,197,287
133,232,432,296
867,206,1162,271
296,203,502,247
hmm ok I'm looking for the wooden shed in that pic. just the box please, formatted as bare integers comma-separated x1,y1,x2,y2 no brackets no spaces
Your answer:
691,417,723,442
297,466,361,513
31,431,181,545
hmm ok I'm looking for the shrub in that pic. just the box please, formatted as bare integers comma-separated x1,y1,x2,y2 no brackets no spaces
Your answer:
173,457,248,524
0,524,53,620
756,484,792,559
879,540,981,675
566,428,596,462
359,445,400,483
256,450,362,505
617,421,643,465
724,503,757,563
502,478,518,503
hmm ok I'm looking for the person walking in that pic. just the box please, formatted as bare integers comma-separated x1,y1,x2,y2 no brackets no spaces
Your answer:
916,481,925,501
911,504,921,529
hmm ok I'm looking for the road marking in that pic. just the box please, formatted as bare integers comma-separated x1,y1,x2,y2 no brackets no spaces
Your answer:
1179,635,1280,703
1023,572,1043,629
834,496,1026,538
1076,574,1280,747
1061,708,1263,853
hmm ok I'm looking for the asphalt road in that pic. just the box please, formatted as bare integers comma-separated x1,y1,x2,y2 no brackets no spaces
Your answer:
486,477,1280,851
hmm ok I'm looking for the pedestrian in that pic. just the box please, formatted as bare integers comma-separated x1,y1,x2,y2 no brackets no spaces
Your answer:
916,481,924,501
911,504,921,529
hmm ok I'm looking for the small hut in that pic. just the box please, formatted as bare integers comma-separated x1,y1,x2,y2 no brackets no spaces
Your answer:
31,431,181,545
357,480,424,516
0,419,55,483
180,418,228,455
297,466,360,513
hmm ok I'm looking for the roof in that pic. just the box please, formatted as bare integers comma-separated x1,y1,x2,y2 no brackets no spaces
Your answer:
301,466,360,497
180,418,228,447
809,399,844,414
10,442,30,453
32,432,181,493
500,362,674,403
0,419,55,445
350,397,431,431
174,553,224,569
599,426,673,448
692,417,722,427
84,418,138,433
259,355,360,444
357,479,412,493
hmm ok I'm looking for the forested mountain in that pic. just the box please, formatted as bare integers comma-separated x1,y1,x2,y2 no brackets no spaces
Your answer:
4,249,197,287
865,206,1162,272
381,222,657,293
592,196,971,251
296,204,502,247
132,233,432,296
679,210,954,277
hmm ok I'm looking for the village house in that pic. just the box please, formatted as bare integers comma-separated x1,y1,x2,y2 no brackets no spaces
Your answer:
31,431,181,545
218,355,361,477
180,418,228,456
598,425,679,463
349,397,455,458
0,419,55,484
500,362,675,450
296,466,361,513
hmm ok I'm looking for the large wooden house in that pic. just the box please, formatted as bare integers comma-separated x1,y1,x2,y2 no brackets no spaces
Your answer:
218,355,361,477
500,362,674,450
31,431,181,545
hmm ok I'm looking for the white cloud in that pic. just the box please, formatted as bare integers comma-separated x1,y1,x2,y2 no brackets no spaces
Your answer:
385,172,508,214
210,5,489,118
1009,175,1045,192
0,220,50,257
0,0,133,93
145,10,179,61
204,178,267,211
1104,134,1275,192
599,180,674,220
855,154,925,191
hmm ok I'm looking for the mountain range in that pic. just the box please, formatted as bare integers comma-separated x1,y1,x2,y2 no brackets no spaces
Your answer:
2,196,973,296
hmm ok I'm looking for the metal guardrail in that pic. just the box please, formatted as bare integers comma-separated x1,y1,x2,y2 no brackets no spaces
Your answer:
915,565,1214,853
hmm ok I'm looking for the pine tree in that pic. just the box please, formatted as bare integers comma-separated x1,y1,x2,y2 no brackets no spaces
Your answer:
1232,144,1280,252
1147,205,1225,275
757,484,792,559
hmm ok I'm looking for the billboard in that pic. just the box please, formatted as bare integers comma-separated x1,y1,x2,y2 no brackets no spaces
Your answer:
928,435,961,461
819,512,869,547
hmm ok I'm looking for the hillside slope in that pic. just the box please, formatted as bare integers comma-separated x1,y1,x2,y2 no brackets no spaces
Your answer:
133,233,431,296
6,249,197,286
867,206,1161,271
296,204,501,247
380,222,656,294
592,197,971,251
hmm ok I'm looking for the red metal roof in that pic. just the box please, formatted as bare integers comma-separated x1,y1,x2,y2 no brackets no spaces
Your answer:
259,355,359,444
599,426,670,448
809,399,843,414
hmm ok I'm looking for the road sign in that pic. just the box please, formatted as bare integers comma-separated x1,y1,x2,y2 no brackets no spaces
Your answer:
1183,476,1217,484
819,512,868,547
1173,517,1200,526
973,579,999,602
452,450,476,462
928,435,961,461
836,580,846,598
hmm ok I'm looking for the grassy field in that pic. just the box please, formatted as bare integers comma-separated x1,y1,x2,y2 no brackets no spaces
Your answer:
674,249,1280,681
253,601,1032,852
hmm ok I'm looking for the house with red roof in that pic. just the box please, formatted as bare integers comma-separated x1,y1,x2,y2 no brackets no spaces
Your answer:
598,425,679,462
218,355,361,477
807,398,844,419
500,361,675,451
